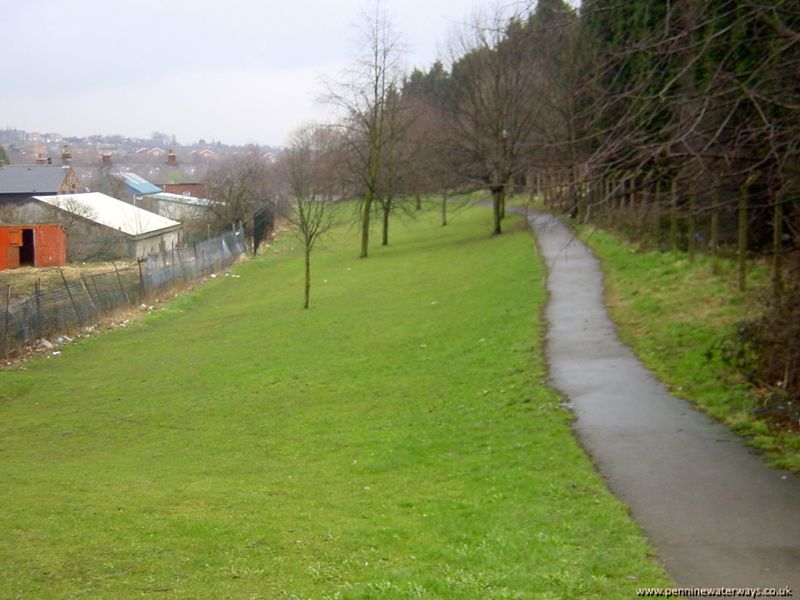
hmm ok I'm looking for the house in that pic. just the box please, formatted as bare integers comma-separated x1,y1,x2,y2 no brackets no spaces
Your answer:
160,181,206,197
190,148,217,161
130,160,209,199
1,192,182,261
0,164,81,204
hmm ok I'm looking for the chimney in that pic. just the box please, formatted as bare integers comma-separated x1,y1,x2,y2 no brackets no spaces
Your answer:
61,144,72,166
101,153,112,167
35,153,47,165
166,148,177,166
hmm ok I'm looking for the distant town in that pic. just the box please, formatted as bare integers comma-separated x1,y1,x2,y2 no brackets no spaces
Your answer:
0,126,280,269
0,126,279,209
0,127,279,184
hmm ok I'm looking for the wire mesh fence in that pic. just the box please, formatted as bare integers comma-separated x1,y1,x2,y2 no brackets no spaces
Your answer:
1,227,246,359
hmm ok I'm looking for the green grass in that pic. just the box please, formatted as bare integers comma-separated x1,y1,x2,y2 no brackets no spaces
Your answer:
0,204,669,598
579,226,800,471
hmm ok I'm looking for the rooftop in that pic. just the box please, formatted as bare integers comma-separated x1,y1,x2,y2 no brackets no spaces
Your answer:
150,192,216,207
112,171,163,195
0,165,71,194
33,192,181,238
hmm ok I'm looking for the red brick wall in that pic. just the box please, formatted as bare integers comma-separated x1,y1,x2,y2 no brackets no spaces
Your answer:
161,183,206,197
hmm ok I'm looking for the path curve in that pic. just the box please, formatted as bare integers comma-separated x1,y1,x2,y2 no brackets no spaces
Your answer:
526,210,800,588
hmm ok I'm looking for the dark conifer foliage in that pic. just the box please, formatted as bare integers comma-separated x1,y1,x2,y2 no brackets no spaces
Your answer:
398,0,799,425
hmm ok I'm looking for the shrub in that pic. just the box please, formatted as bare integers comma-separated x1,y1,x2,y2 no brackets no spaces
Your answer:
722,277,800,430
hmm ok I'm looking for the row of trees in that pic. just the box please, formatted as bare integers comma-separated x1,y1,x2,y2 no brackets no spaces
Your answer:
336,0,796,295
574,1,799,294
198,1,798,306
183,1,797,424
306,0,799,418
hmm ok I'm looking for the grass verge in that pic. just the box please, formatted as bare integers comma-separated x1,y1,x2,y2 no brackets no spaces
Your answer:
579,225,800,471
0,204,669,598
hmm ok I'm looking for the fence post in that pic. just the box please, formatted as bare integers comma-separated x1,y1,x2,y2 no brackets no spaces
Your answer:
90,276,103,311
138,259,145,301
112,262,129,304
79,272,98,316
59,268,83,326
179,247,189,282
2,285,10,358
35,279,42,341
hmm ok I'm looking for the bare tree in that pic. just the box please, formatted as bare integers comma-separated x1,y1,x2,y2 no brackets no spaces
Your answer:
323,0,406,257
202,150,277,244
401,63,469,224
87,169,126,200
442,6,544,234
47,197,119,260
374,83,419,245
279,125,339,309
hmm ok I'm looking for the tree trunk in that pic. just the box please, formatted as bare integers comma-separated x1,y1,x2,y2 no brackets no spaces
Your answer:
567,170,577,217
304,247,311,310
670,177,678,253
556,172,562,211
360,193,372,258
772,192,783,297
575,173,584,222
492,186,503,235
738,181,749,292
621,176,628,210
441,193,448,226
710,184,720,275
584,179,594,224
500,181,507,220
652,178,661,243
415,193,421,211
382,201,390,246
641,174,655,241
688,193,696,263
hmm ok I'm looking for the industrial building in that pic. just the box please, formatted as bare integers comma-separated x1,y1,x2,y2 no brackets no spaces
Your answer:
0,224,66,270
0,193,182,261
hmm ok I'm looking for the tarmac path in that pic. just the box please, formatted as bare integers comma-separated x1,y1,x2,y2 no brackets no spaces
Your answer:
526,210,800,589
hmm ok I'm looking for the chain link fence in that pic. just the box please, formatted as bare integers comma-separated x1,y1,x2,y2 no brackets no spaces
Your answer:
1,228,246,359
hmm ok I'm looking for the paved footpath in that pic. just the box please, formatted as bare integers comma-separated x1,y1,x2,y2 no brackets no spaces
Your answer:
527,211,800,589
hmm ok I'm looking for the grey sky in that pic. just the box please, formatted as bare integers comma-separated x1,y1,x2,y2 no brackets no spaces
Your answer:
1,0,488,147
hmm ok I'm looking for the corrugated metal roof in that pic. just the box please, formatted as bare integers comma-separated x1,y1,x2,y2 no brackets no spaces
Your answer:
0,165,70,194
151,192,216,207
113,171,163,195
33,192,181,238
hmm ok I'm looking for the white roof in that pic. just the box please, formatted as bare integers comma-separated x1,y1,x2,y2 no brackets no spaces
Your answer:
34,192,181,238
150,191,216,207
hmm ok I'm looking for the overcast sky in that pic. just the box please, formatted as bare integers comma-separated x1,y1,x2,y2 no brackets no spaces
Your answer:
0,0,494,147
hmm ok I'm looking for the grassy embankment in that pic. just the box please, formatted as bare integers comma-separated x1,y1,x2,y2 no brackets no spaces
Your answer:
579,226,800,471
0,203,669,598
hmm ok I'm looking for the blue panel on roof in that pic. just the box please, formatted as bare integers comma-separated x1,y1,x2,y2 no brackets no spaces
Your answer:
118,171,162,195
